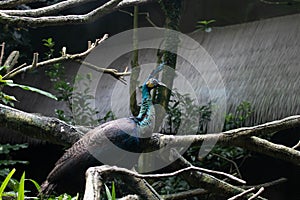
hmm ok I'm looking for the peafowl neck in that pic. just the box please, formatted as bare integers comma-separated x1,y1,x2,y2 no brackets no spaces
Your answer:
136,84,153,127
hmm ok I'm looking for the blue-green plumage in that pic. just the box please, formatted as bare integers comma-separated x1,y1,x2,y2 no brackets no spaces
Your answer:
40,75,166,195
136,84,153,127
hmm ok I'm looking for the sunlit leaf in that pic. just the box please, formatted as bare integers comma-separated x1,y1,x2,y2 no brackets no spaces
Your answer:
111,182,116,200
17,172,25,200
5,82,57,100
0,168,16,199
105,184,112,200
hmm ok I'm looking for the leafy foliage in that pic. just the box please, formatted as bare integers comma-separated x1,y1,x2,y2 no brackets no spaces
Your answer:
196,20,216,32
223,101,253,131
186,101,254,177
43,38,115,126
105,182,116,200
161,89,213,134
0,168,79,200
156,99,254,196
0,40,58,106
0,74,57,106
0,144,29,167
47,193,79,200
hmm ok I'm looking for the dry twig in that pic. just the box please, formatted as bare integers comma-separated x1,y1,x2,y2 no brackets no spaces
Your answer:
248,187,265,200
228,187,255,200
0,42,4,66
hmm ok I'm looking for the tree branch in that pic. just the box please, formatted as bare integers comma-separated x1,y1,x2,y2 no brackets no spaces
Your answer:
232,136,300,165
0,103,87,146
84,165,162,200
228,187,255,200
85,164,244,184
0,0,156,27
3,50,19,72
0,42,5,66
148,115,300,165
3,34,130,83
241,177,287,189
1,0,99,17
166,150,266,200
248,187,265,200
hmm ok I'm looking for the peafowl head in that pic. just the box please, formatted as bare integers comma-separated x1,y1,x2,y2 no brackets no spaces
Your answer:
145,78,166,90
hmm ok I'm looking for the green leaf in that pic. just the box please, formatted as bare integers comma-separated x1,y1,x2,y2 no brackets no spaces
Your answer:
207,19,216,23
0,76,13,84
5,82,58,100
0,168,16,199
25,179,40,191
104,184,112,200
2,93,17,102
72,193,79,200
0,66,9,72
17,172,25,200
111,182,116,200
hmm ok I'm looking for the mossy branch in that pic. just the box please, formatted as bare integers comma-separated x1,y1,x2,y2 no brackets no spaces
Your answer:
0,103,87,146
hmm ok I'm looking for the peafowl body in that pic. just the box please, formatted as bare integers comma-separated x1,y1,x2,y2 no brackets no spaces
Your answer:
40,77,165,195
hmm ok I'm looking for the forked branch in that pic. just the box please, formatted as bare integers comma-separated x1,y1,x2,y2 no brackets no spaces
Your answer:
3,34,130,83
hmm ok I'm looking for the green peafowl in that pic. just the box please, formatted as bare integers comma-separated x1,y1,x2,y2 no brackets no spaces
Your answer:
40,64,166,195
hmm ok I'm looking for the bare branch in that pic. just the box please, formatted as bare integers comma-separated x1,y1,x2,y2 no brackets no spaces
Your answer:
241,177,287,189
248,187,265,200
222,115,300,138
149,115,300,165
1,0,99,17
228,187,255,200
118,195,140,200
232,136,300,165
0,42,4,66
0,103,87,146
293,140,300,149
84,165,162,200
31,52,38,68
83,166,102,200
85,165,244,184
2,34,130,83
76,60,129,84
211,153,243,179
0,0,156,27
3,50,19,71
260,0,292,5
167,150,267,200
